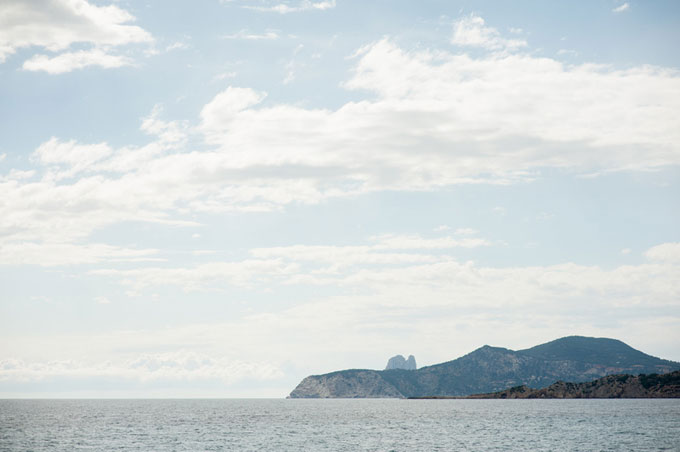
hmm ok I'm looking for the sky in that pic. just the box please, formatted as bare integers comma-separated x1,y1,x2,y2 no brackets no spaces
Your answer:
0,0,679,398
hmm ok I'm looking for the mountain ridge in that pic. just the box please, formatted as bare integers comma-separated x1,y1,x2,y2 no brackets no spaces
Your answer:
289,336,680,398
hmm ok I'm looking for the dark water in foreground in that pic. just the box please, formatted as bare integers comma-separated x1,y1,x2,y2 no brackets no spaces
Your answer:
1,398,679,451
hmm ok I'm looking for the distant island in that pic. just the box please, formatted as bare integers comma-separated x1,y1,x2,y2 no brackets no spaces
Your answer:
289,336,680,398
411,370,680,399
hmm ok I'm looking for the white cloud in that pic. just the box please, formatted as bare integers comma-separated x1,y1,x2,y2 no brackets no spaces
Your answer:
613,3,630,13
645,242,680,263
165,41,189,51
0,242,160,266
0,352,283,384
2,31,680,252
250,246,438,270
91,259,300,291
22,48,131,73
140,106,188,146
88,233,489,290
370,234,489,250
88,238,680,309
94,296,111,304
0,0,152,64
200,86,267,137
255,233,489,257
202,39,680,192
32,137,112,173
3,240,678,392
24,240,678,385
347,39,680,153
451,14,527,51
223,30,279,40
244,0,336,14
269,245,679,306
0,109,203,248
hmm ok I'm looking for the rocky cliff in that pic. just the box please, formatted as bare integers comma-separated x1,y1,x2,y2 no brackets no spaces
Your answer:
385,355,417,370
290,369,403,398
289,336,680,398
464,370,680,398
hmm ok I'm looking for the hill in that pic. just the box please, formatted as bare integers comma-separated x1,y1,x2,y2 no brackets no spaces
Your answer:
288,336,680,398
462,370,680,399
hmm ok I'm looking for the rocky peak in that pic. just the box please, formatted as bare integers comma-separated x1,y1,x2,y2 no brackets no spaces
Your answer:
385,354,417,370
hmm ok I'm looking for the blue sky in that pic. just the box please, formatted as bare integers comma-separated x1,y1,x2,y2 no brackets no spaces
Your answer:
1,0,679,397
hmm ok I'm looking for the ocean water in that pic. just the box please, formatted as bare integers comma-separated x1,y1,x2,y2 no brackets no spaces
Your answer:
1,399,678,451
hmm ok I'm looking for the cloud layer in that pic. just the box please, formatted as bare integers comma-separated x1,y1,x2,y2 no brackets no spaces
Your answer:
0,0,152,71
3,240,678,391
0,351,283,385
2,35,679,257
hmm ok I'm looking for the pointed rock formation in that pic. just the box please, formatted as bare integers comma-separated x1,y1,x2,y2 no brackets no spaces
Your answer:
385,354,417,370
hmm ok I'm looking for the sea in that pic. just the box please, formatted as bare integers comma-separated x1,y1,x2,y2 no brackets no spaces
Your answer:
1,398,679,451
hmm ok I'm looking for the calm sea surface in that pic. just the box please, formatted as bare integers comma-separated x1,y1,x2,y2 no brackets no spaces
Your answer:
1,398,679,451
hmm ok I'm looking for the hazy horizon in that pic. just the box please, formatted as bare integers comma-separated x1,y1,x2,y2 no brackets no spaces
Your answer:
1,0,679,398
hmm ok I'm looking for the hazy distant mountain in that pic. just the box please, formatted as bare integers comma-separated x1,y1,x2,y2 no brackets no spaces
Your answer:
289,336,680,398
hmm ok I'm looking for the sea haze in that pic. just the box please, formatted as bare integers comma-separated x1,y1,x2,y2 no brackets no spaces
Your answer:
1,399,679,451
